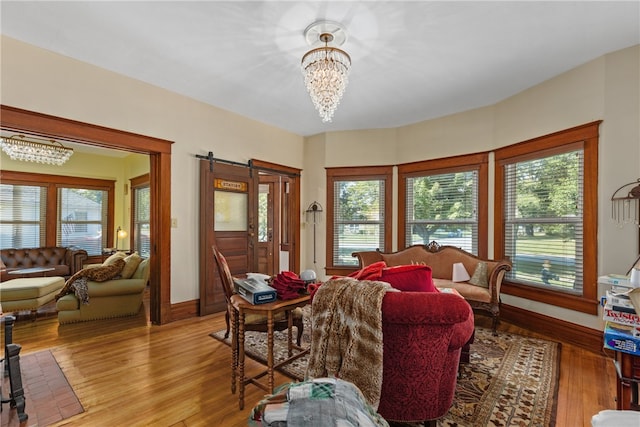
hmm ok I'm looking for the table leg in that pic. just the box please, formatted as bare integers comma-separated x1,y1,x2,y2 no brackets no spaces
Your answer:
230,309,238,395
267,311,274,393
287,310,293,357
238,309,246,410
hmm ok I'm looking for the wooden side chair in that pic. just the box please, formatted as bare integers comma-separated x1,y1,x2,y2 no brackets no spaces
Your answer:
212,246,304,346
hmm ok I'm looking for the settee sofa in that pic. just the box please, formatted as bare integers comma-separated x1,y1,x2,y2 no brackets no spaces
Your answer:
56,256,150,324
352,241,511,333
1,246,88,282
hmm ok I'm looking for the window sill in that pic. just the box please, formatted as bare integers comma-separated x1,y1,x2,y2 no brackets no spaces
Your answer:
502,281,598,315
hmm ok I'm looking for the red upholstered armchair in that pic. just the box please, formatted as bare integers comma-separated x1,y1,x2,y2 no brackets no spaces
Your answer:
378,291,474,425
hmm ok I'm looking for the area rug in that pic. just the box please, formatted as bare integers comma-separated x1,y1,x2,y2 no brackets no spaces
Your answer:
1,349,84,427
211,322,560,427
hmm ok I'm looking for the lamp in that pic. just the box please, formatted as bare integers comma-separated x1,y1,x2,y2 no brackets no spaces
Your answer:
115,226,128,251
0,134,73,165
305,201,324,264
301,20,351,123
452,262,470,282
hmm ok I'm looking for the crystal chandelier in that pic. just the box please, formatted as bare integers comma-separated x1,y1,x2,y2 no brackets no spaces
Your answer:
0,134,74,165
301,21,351,123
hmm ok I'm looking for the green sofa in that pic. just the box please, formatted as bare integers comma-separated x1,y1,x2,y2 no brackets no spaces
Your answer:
56,258,150,324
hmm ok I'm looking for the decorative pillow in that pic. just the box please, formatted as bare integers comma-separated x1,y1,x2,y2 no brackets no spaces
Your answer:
380,264,437,292
103,251,127,266
469,262,489,288
348,261,386,281
57,258,126,300
120,252,142,279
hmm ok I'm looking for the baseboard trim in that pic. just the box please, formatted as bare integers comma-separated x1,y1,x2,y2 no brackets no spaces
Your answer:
501,304,603,354
170,299,199,321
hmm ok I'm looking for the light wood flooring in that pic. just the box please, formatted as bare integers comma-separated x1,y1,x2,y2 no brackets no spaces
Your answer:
3,300,618,427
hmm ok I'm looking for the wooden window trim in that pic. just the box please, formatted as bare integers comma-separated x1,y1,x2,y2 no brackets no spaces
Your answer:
325,165,393,276
493,121,601,314
398,153,489,258
0,170,115,251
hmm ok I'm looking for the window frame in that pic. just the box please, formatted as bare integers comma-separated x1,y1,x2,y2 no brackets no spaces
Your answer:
130,173,150,258
494,121,600,315
325,165,393,276
398,153,489,258
0,170,115,257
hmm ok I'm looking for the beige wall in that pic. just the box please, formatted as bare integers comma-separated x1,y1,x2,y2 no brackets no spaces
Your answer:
2,35,639,331
305,44,640,330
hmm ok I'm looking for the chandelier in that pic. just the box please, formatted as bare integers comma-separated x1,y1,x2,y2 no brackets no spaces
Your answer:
0,134,74,165
301,21,351,123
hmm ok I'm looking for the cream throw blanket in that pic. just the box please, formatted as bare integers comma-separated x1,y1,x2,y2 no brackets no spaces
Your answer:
306,277,396,410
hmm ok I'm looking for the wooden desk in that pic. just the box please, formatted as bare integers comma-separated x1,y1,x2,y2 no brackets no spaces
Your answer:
230,294,310,410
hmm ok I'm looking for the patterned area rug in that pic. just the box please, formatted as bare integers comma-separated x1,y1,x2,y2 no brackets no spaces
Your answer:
211,320,560,427
1,349,84,427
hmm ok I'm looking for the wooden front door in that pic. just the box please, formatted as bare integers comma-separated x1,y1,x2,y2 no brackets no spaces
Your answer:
256,175,280,276
199,161,257,316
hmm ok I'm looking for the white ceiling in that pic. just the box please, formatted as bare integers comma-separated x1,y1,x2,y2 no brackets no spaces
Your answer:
1,1,639,137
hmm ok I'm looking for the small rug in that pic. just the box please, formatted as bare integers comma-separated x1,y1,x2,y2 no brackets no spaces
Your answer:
211,318,560,427
1,349,84,427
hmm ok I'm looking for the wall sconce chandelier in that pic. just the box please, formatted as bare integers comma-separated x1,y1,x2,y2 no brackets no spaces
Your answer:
301,20,351,123
0,134,74,165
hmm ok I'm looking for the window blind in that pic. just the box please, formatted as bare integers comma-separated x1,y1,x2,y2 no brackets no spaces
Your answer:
503,149,584,294
133,185,151,258
0,183,46,249
405,171,478,254
57,187,108,256
333,179,385,266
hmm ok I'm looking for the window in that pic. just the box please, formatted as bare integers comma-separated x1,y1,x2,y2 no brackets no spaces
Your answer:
58,188,108,256
131,174,151,258
0,171,114,257
494,122,600,314
326,166,393,275
398,154,488,257
0,183,47,248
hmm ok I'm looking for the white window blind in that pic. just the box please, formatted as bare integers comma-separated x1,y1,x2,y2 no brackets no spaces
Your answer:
333,179,385,266
57,187,108,256
133,185,151,258
405,171,478,254
503,148,584,294
0,183,46,249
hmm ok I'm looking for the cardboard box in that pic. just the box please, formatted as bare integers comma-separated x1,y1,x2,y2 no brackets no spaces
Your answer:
604,321,640,356
603,307,640,328
233,278,277,305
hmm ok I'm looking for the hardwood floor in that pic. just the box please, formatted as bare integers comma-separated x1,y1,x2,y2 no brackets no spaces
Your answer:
4,303,618,427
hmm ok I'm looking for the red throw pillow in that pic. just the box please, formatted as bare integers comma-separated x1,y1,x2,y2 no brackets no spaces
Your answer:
348,261,386,281
380,264,437,292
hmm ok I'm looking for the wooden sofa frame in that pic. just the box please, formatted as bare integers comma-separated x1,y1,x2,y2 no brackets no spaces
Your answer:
353,241,511,334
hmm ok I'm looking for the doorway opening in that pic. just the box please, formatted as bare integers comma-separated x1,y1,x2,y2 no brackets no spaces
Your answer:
0,105,173,324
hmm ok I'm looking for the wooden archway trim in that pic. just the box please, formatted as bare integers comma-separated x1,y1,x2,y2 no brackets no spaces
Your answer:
0,105,173,325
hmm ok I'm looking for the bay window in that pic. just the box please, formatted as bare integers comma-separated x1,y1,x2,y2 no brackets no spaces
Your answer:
398,154,488,257
0,171,114,257
495,122,600,314
326,166,393,275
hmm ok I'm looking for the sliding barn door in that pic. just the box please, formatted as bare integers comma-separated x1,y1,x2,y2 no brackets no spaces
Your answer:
199,161,257,315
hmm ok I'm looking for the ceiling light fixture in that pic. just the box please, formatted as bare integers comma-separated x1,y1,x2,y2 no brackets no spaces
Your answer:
0,134,74,165
301,20,351,123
